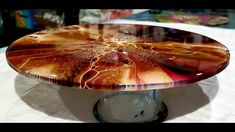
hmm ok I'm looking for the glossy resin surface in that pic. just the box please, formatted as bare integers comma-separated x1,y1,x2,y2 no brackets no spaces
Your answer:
155,13,230,26
6,24,230,90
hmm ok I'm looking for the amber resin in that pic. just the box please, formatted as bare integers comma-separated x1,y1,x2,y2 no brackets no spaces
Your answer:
6,24,230,90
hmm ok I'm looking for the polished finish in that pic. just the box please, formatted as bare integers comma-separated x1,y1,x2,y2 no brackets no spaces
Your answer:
6,24,230,91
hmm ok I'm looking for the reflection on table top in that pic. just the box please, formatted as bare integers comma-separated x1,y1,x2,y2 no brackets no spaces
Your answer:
6,24,230,91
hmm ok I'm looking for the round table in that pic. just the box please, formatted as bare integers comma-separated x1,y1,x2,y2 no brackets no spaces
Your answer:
6,24,230,123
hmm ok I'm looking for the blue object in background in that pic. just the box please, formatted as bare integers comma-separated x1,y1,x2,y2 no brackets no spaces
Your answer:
124,9,235,29
15,10,36,30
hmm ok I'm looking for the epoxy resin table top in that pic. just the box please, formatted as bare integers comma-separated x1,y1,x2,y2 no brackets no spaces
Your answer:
6,24,230,91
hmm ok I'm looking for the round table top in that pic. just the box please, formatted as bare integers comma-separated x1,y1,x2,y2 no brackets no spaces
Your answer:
6,24,230,91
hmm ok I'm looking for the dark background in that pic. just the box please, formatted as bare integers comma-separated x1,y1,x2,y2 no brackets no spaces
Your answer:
1,9,235,48
0,9,79,48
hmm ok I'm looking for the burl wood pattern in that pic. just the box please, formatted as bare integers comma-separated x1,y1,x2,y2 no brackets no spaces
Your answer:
6,24,230,91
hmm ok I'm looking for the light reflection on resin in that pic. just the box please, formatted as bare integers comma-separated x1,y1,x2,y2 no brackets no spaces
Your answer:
6,24,230,91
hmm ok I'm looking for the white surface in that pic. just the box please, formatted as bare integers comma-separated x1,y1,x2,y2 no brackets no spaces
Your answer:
1,19,235,122
132,9,149,14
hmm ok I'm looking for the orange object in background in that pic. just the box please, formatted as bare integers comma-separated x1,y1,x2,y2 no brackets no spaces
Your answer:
100,9,133,22
15,10,25,28
110,9,132,19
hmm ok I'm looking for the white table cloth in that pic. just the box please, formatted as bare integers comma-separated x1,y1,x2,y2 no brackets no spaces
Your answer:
0,19,235,122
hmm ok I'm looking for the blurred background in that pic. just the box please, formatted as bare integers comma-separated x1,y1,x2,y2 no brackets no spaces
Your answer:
0,9,234,48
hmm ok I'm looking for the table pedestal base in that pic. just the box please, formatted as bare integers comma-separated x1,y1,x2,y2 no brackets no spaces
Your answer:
93,90,168,123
